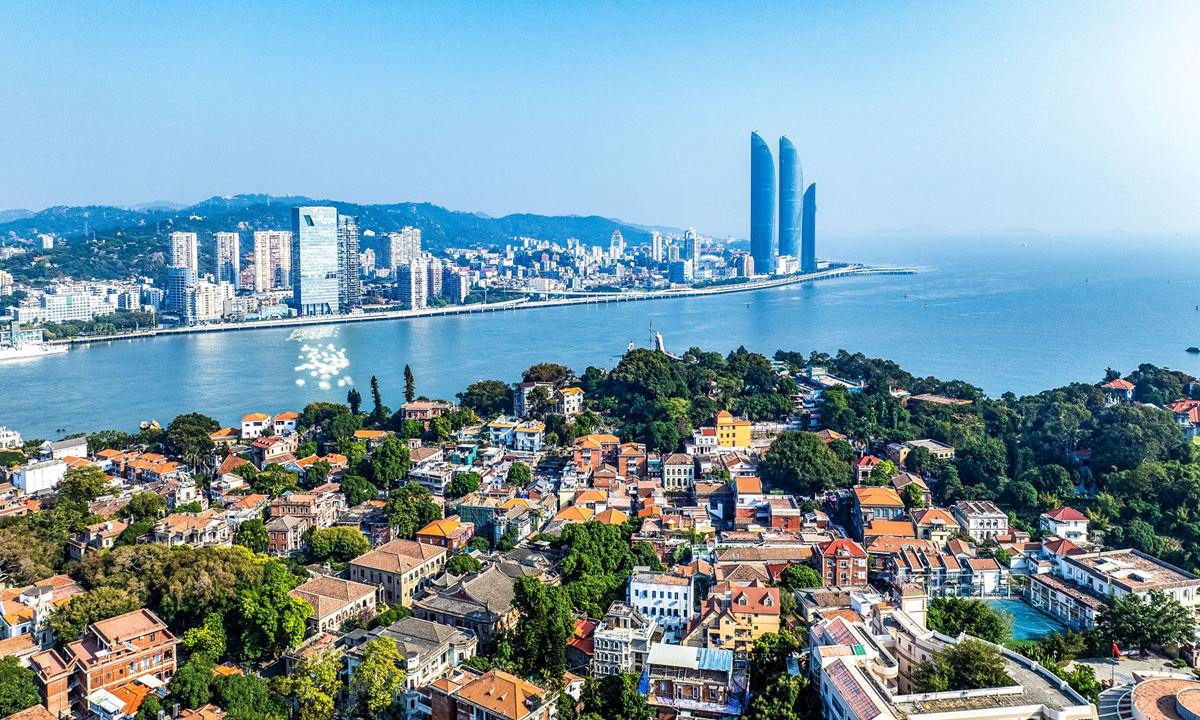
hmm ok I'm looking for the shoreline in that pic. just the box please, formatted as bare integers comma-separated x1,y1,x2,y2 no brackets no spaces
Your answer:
50,264,915,345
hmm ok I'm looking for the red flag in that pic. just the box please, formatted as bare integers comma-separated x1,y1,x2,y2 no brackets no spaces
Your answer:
1112,642,1121,658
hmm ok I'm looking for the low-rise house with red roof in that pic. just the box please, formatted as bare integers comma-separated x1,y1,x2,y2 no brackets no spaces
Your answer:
910,508,959,546
416,517,474,553
851,487,906,541
240,413,272,439
815,539,868,588
347,539,448,607
0,576,83,647
1040,507,1089,544
401,401,457,430
427,668,553,720
67,519,128,560
681,583,780,664
273,411,300,435
852,455,880,483
289,576,377,634
1101,378,1136,405
152,509,231,548
29,609,175,720
251,434,298,470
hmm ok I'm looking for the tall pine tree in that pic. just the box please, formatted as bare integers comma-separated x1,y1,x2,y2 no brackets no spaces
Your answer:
370,376,386,425
404,365,416,403
347,388,362,415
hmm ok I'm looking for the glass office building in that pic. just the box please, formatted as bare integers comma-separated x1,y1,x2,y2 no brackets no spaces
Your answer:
750,132,776,275
778,137,803,262
291,206,339,316
802,183,817,274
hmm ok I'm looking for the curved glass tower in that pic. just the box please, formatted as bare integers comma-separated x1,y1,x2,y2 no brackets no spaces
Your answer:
802,183,817,273
778,137,803,261
750,132,776,275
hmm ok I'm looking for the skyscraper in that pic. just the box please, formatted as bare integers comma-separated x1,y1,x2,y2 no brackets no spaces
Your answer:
168,232,198,314
337,215,362,313
382,227,421,272
215,232,241,289
291,206,339,316
802,183,817,273
750,132,776,275
609,230,624,259
396,259,428,309
651,232,664,263
683,228,699,262
778,137,803,263
170,232,198,272
253,231,292,291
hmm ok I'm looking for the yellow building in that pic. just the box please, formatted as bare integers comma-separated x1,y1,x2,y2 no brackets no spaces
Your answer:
714,411,752,448
681,583,781,664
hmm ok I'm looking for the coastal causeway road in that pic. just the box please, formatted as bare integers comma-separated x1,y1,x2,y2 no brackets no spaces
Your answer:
53,264,916,343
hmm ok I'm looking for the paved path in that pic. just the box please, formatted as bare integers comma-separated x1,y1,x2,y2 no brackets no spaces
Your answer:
1074,654,1186,688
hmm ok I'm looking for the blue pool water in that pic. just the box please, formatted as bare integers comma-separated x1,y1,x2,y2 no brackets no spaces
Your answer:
986,599,1067,641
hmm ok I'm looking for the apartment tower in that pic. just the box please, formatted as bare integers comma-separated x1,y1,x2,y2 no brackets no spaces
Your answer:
291,207,339,316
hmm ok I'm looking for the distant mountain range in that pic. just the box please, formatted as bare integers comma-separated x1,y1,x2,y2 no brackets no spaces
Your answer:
0,194,662,252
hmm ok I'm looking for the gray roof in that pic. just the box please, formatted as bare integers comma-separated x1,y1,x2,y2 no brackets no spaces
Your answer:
418,565,515,620
356,616,469,661
44,437,87,451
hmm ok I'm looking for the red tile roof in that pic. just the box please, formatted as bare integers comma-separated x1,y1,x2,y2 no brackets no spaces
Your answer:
1045,507,1088,522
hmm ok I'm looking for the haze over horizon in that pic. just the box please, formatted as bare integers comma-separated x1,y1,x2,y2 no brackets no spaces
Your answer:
2,1,1198,237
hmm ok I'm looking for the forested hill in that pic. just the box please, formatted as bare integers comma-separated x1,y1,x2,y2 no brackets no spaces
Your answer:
0,194,655,253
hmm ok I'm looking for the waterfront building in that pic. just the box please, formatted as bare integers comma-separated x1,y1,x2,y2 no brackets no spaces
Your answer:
13,289,116,324
609,230,624,258
166,267,196,315
337,215,362,313
683,228,699,261
170,232,198,273
184,279,234,323
442,267,470,303
382,227,421,271
396,259,428,308
214,232,240,289
651,232,664,263
668,260,693,284
802,183,817,273
253,230,292,291
778,136,803,261
291,206,339,316
750,132,776,275
426,256,443,299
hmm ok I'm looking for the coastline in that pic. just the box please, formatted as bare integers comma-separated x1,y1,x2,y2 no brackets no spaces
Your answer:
49,264,916,345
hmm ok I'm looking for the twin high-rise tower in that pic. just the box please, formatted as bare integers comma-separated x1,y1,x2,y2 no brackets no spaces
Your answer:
750,132,816,275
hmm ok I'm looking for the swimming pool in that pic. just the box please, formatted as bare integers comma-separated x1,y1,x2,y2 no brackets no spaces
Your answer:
985,599,1068,641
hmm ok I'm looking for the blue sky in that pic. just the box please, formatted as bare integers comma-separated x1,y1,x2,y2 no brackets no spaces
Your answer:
1,1,1198,236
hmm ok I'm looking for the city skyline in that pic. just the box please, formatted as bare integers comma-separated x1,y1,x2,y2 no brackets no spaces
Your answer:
1,3,1198,236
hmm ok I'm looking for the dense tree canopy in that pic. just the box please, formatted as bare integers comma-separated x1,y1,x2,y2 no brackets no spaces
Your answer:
926,597,1013,644
758,431,852,495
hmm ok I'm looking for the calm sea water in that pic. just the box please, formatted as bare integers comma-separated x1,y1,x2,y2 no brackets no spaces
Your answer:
5,233,1200,440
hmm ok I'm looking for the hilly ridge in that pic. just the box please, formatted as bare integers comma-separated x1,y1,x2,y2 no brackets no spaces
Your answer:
0,194,657,253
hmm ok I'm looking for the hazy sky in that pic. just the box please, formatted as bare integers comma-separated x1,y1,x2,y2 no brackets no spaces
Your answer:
1,1,1198,236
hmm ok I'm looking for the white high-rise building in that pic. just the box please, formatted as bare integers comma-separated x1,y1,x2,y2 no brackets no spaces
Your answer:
184,279,235,323
396,258,428,309
609,230,624,258
426,256,443,299
383,227,421,271
337,215,361,313
651,232,664,263
253,231,292,292
170,232,198,271
215,232,240,289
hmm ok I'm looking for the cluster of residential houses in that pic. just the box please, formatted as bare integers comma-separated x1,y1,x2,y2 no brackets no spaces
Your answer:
10,370,1200,720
